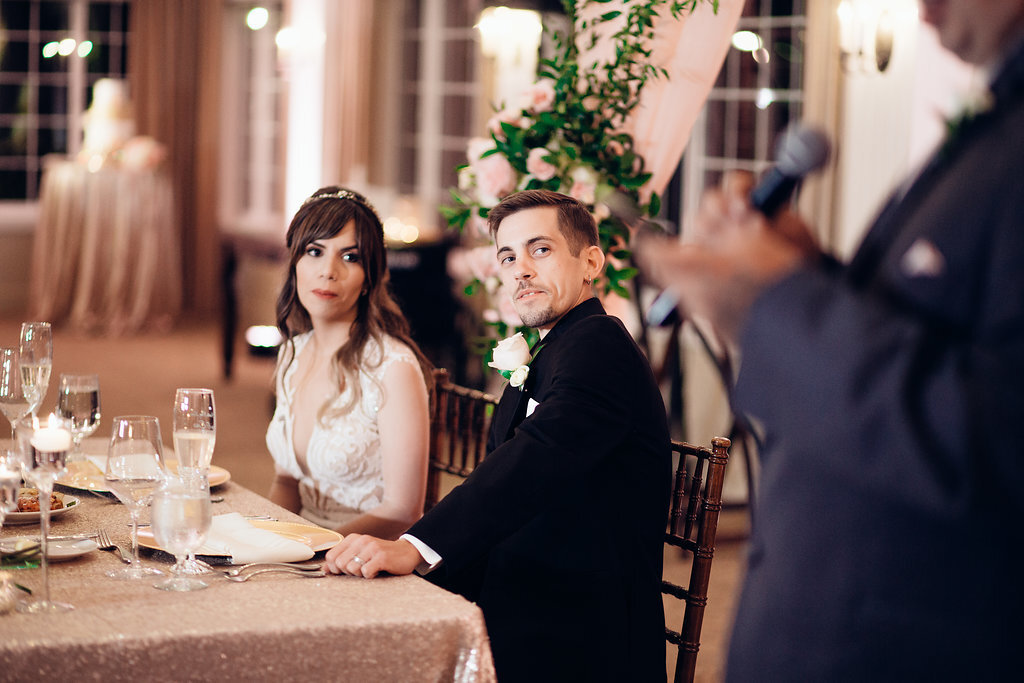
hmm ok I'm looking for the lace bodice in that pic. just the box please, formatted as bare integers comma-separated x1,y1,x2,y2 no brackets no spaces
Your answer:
265,331,424,517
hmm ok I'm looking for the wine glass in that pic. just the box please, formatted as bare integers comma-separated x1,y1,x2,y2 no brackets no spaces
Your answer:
56,374,101,460
17,414,74,613
151,475,212,591
0,348,31,441
19,322,53,419
172,388,216,481
105,416,165,580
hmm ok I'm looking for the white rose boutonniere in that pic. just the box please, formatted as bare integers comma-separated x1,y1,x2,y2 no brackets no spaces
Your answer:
488,332,534,390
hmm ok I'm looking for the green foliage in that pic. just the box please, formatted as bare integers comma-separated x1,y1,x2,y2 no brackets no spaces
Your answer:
444,0,714,348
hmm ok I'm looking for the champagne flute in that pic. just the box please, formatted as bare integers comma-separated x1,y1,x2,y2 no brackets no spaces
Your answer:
56,374,101,460
17,414,74,613
172,388,216,481
172,388,215,575
0,348,31,441
105,415,165,580
151,475,212,591
19,322,53,419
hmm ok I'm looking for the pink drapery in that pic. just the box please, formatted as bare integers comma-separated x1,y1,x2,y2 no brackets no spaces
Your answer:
578,0,744,198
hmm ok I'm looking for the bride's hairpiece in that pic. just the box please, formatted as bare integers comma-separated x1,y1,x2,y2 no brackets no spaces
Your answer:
301,188,380,222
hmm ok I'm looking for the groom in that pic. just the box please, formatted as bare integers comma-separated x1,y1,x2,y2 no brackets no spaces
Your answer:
326,190,671,681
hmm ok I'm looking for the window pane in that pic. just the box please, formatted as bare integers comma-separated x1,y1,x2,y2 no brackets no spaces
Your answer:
0,84,29,115
1,1,32,31
38,84,68,116
39,126,67,156
39,1,69,31
0,125,28,155
1,40,30,72
444,39,474,83
0,170,27,199
88,2,111,31
442,94,471,137
85,39,111,73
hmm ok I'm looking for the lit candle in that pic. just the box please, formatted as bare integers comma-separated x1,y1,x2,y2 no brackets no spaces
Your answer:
30,414,73,453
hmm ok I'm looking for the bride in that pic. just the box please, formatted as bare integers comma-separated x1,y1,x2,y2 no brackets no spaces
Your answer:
266,186,432,540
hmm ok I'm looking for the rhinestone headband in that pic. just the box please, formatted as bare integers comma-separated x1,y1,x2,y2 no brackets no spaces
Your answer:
301,189,381,222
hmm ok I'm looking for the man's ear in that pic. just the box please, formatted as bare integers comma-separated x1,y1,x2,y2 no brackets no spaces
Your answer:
584,244,605,281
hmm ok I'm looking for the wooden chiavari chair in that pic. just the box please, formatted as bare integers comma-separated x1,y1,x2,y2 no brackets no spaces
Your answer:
424,369,499,512
663,436,731,682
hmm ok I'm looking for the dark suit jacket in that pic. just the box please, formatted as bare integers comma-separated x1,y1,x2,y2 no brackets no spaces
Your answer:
408,298,671,682
725,41,1024,681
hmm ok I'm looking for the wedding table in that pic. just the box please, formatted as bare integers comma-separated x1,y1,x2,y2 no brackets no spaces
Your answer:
28,156,182,334
0,479,495,681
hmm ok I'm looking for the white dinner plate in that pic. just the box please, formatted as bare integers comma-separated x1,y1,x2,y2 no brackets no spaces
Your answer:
4,496,81,525
0,536,98,561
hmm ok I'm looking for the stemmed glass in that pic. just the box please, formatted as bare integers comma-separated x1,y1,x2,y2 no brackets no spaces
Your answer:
18,414,74,613
105,416,165,580
151,475,212,591
0,348,31,441
56,374,101,460
0,448,20,534
19,322,53,419
172,388,216,575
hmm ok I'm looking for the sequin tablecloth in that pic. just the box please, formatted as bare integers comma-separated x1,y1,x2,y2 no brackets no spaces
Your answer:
28,156,181,334
0,482,495,682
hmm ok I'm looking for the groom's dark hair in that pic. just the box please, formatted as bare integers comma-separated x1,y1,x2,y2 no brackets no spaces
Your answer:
487,190,599,256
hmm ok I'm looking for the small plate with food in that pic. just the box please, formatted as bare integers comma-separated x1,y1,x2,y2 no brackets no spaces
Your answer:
3,488,81,524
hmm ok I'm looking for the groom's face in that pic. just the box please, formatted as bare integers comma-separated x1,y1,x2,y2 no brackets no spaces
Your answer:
494,206,595,335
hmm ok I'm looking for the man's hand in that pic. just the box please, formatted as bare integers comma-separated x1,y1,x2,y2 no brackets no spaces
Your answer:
324,534,424,578
636,171,820,346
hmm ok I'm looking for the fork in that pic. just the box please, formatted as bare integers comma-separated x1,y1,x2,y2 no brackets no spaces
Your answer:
196,560,323,577
95,529,130,564
224,567,326,582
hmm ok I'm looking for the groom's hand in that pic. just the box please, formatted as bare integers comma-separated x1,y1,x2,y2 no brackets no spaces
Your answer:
325,534,423,578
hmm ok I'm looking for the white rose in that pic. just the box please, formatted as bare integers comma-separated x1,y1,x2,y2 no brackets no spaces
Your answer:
488,332,532,372
509,365,530,388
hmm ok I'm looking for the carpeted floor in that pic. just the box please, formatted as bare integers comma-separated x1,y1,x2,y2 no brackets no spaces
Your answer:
0,315,747,681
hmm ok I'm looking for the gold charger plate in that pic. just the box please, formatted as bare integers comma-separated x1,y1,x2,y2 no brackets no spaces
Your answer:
57,459,231,492
137,520,342,556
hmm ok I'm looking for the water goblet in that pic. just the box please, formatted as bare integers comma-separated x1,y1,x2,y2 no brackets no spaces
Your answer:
0,448,20,532
105,416,165,580
19,322,53,419
151,476,212,591
56,374,101,461
17,414,74,613
0,348,31,441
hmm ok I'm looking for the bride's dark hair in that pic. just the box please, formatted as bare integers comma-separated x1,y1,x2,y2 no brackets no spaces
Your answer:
275,186,432,417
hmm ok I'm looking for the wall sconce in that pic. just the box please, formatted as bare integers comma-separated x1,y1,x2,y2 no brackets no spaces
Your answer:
477,6,543,106
837,0,896,74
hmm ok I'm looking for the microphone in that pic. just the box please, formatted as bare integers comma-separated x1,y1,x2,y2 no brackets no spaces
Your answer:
645,124,831,327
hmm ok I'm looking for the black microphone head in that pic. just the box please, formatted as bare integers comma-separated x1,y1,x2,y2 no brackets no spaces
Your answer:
774,124,831,177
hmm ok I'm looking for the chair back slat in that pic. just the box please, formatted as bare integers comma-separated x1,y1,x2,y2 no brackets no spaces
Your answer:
664,436,730,683
425,369,499,512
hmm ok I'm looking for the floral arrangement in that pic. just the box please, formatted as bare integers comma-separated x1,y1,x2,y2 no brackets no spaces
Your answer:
442,0,716,352
487,332,535,390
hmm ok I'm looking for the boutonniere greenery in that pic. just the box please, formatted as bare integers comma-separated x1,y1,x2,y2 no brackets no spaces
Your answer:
943,86,994,153
487,332,540,390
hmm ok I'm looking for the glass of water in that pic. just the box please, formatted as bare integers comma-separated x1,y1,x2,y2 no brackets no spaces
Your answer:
151,475,212,591
56,374,101,460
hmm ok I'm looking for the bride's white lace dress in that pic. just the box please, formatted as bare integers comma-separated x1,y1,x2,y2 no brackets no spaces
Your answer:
265,331,425,528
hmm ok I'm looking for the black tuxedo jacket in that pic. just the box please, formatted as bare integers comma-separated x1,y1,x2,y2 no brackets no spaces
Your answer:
725,41,1024,681
408,298,671,682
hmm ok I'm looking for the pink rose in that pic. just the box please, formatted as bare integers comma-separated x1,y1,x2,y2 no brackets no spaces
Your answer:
468,213,491,240
522,79,556,113
467,137,494,163
495,284,524,327
464,245,499,282
526,147,557,181
487,107,527,140
472,153,517,207
568,166,598,205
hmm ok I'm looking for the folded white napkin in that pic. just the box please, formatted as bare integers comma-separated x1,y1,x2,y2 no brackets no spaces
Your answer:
197,512,315,564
